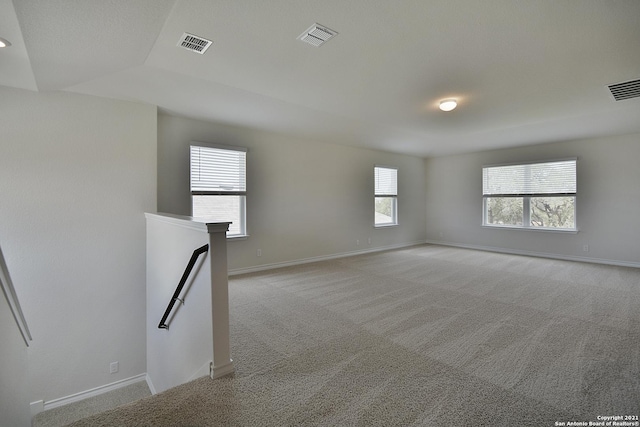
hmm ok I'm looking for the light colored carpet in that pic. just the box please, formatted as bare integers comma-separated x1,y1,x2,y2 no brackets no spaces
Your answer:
66,245,640,426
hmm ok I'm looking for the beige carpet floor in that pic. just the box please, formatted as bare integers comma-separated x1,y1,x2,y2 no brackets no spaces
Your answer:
67,245,640,426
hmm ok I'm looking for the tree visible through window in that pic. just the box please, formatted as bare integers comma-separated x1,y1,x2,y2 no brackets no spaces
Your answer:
485,197,523,226
530,196,575,228
483,159,576,230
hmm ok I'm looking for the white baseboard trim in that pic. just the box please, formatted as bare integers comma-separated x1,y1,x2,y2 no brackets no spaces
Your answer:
35,374,148,413
145,373,157,395
229,241,426,276
210,360,235,379
425,240,640,269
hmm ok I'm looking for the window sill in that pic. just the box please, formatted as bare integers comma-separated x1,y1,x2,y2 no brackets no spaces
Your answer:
375,223,398,228
482,225,578,234
227,234,249,241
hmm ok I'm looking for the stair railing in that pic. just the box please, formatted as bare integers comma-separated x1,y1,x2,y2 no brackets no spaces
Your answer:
158,243,209,329
1,244,32,346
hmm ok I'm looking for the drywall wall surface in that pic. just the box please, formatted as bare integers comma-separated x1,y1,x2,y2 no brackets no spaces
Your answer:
158,113,427,271
425,133,640,265
0,86,157,403
0,286,30,427
146,214,213,394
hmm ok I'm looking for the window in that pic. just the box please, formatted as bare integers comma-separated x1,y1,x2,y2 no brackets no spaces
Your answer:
482,159,577,230
375,166,398,226
190,143,247,237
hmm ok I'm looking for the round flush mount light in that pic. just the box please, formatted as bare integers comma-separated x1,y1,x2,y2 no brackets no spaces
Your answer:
0,37,11,48
439,99,457,112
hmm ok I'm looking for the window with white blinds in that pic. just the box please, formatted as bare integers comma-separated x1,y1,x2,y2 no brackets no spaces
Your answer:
191,145,246,194
374,166,398,226
482,159,577,230
190,143,247,237
482,160,576,197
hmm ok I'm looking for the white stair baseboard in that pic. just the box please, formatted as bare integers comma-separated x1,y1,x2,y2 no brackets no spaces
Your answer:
210,360,234,379
31,374,148,415
145,373,157,395
188,360,214,382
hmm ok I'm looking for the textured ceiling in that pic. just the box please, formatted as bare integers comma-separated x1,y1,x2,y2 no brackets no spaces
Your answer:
2,0,640,157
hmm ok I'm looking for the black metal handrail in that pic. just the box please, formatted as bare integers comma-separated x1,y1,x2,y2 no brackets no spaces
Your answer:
158,244,209,329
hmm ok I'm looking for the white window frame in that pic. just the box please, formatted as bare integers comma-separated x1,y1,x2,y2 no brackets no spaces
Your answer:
482,158,577,232
190,142,248,238
374,165,398,227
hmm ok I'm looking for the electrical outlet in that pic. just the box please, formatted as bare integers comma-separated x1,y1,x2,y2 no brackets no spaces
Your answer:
356,240,360,246
257,249,262,257
109,361,119,374
582,244,589,252
368,237,371,245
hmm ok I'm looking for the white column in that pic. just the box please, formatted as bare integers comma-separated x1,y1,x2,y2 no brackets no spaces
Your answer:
206,222,235,379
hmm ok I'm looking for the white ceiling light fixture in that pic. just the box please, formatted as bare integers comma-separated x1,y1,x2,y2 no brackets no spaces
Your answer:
298,24,337,47
0,37,11,48
439,99,457,112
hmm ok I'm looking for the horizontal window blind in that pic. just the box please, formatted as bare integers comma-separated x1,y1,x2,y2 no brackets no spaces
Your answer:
375,166,397,196
190,145,246,194
483,159,576,196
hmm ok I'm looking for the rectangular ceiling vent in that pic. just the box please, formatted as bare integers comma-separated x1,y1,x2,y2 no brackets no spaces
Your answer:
298,24,337,47
608,78,640,101
178,32,212,54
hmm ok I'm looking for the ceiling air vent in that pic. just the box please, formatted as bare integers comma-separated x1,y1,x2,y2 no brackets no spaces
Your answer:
608,79,640,101
298,24,337,47
178,32,212,54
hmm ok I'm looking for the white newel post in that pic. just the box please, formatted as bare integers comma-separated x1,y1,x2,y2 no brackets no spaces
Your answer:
206,222,235,379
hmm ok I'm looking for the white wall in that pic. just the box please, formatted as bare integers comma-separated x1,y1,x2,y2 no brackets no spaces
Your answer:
0,86,157,404
425,133,640,266
158,114,427,272
146,214,213,394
